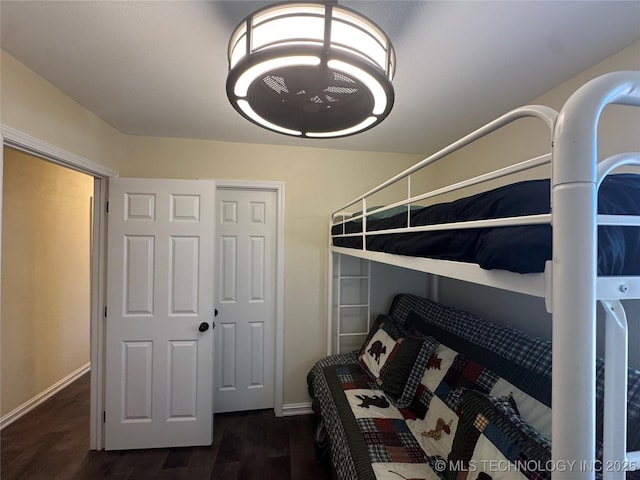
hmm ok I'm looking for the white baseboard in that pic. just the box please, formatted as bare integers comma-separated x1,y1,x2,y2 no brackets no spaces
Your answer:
282,402,313,416
1,362,91,430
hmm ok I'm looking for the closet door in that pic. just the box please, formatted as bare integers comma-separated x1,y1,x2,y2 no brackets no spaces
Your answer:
105,178,215,450
214,187,277,413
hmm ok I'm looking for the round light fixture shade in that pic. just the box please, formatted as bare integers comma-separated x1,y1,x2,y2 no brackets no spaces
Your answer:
226,2,396,138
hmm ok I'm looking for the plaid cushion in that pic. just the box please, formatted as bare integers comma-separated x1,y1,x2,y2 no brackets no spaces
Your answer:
307,352,363,480
308,358,439,480
388,294,552,377
358,417,427,463
405,341,507,465
447,389,551,480
405,310,552,439
388,293,640,478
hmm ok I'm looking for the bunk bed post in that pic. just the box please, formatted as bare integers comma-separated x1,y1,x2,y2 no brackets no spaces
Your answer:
550,159,597,480
552,71,640,480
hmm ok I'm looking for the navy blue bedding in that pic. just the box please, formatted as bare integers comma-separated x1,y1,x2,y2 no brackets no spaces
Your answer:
331,174,640,275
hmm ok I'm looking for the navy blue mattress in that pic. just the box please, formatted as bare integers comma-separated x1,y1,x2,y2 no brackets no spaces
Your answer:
331,174,640,275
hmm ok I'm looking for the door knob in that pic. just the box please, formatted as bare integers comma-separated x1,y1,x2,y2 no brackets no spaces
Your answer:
198,322,210,332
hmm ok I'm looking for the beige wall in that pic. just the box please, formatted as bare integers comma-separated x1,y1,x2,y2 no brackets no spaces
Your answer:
1,148,93,416
1,51,126,170
415,40,640,199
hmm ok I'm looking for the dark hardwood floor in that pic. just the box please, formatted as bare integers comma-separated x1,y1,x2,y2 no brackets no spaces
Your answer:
0,373,331,480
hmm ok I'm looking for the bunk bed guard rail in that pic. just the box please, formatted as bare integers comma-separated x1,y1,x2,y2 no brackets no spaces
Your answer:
330,105,558,300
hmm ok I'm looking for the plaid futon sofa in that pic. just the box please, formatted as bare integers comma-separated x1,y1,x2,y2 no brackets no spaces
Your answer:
307,293,640,480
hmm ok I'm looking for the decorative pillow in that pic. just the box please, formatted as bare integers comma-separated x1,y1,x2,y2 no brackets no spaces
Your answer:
406,343,480,460
447,389,551,480
358,315,438,408
405,310,552,439
406,341,542,463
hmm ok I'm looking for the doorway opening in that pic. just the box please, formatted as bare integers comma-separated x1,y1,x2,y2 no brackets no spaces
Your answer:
0,147,92,443
1,126,116,450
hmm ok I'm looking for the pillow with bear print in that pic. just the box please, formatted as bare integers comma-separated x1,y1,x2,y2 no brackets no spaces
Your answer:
358,315,438,407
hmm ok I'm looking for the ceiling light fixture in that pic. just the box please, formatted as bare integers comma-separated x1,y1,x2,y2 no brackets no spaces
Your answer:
226,2,396,138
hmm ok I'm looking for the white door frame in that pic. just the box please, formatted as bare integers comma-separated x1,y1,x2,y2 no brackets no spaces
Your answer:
1,124,118,450
215,179,285,417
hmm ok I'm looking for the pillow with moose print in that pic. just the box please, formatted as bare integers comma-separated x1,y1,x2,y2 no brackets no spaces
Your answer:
358,315,438,408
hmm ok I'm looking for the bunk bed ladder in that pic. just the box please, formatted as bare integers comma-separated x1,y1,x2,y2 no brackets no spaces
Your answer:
329,252,371,355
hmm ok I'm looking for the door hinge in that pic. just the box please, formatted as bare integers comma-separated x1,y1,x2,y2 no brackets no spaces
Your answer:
104,306,107,317
103,411,106,423
105,201,109,213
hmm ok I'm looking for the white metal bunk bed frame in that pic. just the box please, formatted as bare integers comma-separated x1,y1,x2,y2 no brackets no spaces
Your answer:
328,71,640,480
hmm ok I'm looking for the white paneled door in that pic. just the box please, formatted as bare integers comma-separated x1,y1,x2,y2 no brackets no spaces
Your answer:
214,188,277,413
105,178,215,450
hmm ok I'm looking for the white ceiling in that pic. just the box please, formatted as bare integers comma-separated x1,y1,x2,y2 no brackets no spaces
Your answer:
2,1,639,155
